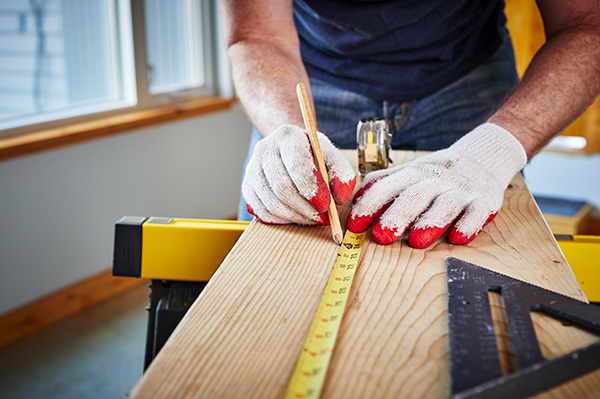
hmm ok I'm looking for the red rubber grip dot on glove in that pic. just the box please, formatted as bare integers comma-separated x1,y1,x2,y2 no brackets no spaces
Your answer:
308,169,332,213
448,212,497,245
347,213,375,233
347,199,394,233
316,212,330,226
448,228,479,245
331,176,356,205
408,223,452,249
372,222,407,245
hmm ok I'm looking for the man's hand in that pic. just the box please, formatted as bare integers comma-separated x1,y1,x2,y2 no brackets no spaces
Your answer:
347,124,527,248
243,125,356,225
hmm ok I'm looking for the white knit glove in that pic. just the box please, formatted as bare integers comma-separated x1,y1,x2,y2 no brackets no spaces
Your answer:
243,124,356,225
348,123,528,248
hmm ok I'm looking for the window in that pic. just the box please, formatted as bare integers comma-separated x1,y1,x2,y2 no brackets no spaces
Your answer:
0,0,222,137
144,0,206,95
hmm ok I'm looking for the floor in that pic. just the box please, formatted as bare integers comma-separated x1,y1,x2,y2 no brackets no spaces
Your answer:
0,285,149,399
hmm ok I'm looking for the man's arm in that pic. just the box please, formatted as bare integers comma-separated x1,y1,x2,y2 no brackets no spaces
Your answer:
488,0,600,158
220,0,310,137
221,0,357,226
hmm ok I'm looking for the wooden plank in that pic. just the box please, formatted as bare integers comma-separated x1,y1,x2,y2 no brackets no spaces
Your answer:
0,269,148,348
130,151,599,399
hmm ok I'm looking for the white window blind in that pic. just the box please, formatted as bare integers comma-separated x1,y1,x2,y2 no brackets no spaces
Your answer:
0,0,221,136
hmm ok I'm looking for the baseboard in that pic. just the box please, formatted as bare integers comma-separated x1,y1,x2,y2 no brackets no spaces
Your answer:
0,269,148,348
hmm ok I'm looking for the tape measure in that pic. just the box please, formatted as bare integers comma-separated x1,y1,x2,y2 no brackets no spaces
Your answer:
283,230,366,399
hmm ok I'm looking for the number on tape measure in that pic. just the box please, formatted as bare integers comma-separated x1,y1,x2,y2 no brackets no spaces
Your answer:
283,230,365,399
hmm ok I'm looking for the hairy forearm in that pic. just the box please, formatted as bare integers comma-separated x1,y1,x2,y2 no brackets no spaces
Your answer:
488,25,600,158
228,39,313,137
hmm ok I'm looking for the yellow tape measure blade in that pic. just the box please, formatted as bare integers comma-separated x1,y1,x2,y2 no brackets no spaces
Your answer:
283,230,366,399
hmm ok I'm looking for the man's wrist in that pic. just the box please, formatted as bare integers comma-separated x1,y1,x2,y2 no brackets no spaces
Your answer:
453,123,528,186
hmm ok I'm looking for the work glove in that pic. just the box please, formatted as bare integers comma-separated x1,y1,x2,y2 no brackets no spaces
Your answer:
347,123,528,248
243,124,356,225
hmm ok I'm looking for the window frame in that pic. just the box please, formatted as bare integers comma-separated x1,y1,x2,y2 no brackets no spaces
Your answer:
131,0,217,106
0,0,231,147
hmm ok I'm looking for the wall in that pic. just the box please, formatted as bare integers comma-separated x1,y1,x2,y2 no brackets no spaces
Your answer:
524,151,600,210
0,104,252,315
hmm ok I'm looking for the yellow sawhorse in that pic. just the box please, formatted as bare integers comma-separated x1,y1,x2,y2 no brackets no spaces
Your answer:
556,235,600,303
112,216,249,368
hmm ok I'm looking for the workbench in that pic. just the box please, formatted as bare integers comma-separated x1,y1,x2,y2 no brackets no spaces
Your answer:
129,151,600,399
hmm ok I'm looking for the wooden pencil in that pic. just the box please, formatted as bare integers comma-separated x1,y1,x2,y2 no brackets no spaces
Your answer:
296,82,344,245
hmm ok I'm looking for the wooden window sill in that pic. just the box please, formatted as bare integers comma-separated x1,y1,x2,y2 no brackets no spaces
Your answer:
0,96,237,162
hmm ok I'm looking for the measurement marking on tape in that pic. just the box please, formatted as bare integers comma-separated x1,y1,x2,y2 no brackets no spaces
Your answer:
283,230,366,399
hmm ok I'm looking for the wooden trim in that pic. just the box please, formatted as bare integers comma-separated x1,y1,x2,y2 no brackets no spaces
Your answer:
0,96,237,162
0,269,148,348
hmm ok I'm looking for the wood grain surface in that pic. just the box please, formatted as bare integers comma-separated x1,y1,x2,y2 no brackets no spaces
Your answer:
130,151,599,399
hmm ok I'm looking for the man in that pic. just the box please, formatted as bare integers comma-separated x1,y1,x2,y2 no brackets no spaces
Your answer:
222,0,600,248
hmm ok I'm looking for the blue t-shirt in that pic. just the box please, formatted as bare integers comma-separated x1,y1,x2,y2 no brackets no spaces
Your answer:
294,0,506,102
